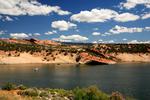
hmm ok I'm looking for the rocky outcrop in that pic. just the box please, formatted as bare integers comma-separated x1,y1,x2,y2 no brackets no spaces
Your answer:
79,52,116,64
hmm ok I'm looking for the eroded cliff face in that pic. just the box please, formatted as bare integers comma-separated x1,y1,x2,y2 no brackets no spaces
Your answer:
79,52,116,64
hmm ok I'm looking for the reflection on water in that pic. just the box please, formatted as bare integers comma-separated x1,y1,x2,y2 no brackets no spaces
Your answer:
0,63,150,100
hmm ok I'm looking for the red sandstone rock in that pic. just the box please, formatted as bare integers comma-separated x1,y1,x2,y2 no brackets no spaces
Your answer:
80,52,116,64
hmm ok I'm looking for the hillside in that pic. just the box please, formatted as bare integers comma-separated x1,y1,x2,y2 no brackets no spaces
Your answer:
0,39,150,64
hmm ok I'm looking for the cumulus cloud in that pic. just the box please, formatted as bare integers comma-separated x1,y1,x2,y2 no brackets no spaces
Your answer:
93,28,99,31
33,33,40,36
52,34,88,42
99,39,103,42
142,13,150,19
145,27,150,31
0,31,5,35
98,39,115,43
128,40,150,44
92,41,98,44
51,20,77,31
10,33,29,39
103,32,112,36
45,30,57,35
4,16,13,21
109,25,143,34
92,32,101,36
93,39,116,43
123,38,128,41
120,0,150,9
114,13,140,22
0,15,13,21
70,8,140,23
0,0,71,16
70,9,118,23
101,25,150,36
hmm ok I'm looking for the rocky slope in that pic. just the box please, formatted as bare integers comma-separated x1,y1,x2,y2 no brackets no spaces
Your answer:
0,39,150,64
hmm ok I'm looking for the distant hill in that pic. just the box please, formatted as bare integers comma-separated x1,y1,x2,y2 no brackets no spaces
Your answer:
0,38,60,46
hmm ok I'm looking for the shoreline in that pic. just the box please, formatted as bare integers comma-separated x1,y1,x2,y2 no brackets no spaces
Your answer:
1,52,150,65
0,60,150,65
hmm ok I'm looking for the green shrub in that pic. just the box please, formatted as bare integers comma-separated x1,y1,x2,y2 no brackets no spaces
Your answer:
73,86,109,100
19,88,39,97
2,83,16,91
39,91,49,97
73,87,86,100
17,84,27,90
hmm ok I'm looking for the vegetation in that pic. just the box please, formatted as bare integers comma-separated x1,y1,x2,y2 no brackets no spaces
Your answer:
0,39,150,63
94,44,150,53
73,86,109,100
0,83,135,100
1,40,149,54
1,40,150,56
1,83,16,91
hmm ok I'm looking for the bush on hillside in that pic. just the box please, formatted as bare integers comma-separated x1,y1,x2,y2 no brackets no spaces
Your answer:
2,83,16,91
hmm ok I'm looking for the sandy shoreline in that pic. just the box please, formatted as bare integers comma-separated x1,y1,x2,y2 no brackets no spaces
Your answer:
0,52,78,64
0,52,150,64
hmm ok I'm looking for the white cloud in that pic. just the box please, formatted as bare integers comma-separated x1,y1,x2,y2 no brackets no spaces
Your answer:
142,13,150,19
93,28,99,31
128,40,139,43
92,32,101,36
93,39,115,43
128,40,150,44
33,33,40,36
114,13,140,22
109,25,143,34
51,20,77,31
92,39,116,43
120,0,150,9
99,39,103,42
45,30,57,35
71,8,140,23
75,29,79,32
145,27,150,31
0,15,13,21
56,9,71,15
92,41,98,44
99,40,115,43
123,38,128,41
52,34,88,42
101,32,112,36
107,40,115,43
104,32,112,35
10,33,29,39
0,31,5,35
28,33,32,36
0,0,71,16
102,26,150,36
4,16,13,21
70,9,118,23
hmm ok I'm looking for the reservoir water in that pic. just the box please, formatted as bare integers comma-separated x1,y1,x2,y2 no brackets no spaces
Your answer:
0,63,150,100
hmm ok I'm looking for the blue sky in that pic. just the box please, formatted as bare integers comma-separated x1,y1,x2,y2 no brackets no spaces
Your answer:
0,0,150,43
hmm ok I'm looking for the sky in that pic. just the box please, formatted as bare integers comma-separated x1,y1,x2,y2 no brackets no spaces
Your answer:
0,0,150,43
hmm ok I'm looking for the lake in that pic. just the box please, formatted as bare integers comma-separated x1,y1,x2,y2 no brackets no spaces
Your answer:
0,63,150,100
